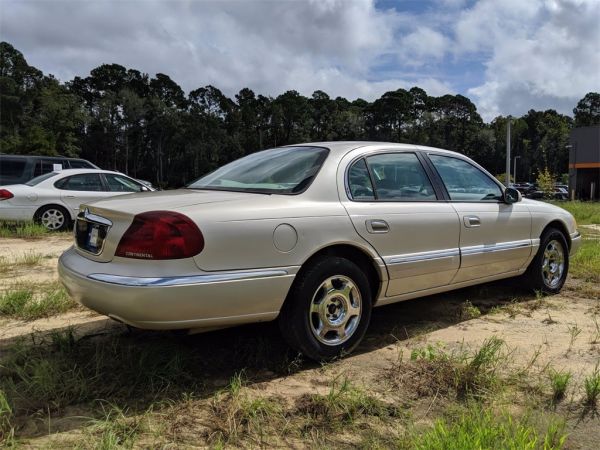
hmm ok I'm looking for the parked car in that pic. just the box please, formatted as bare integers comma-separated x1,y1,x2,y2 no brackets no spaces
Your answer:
0,154,98,185
524,187,568,201
0,169,154,231
58,142,581,360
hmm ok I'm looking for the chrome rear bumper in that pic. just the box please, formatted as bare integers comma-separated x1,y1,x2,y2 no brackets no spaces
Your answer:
58,248,296,330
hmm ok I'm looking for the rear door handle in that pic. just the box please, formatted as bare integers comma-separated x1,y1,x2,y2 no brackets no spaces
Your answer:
65,195,76,198
366,219,389,233
463,216,481,227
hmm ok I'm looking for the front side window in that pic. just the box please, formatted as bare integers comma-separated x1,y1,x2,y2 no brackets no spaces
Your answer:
362,153,436,201
104,174,143,192
54,174,103,191
429,154,502,201
188,146,329,194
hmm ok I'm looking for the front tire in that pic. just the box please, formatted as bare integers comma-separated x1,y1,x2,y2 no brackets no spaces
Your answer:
522,227,569,294
35,205,70,231
279,256,372,361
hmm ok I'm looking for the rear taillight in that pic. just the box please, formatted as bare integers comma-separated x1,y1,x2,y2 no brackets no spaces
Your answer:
0,189,14,201
115,211,204,260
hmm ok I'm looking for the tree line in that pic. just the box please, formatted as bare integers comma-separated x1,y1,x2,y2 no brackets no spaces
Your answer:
1,41,599,187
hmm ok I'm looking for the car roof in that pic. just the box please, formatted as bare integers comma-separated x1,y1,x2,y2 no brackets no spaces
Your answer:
0,154,89,161
288,141,464,158
48,168,125,177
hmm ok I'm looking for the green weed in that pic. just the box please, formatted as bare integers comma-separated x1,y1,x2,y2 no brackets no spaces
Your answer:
583,365,600,407
548,369,571,403
406,407,566,450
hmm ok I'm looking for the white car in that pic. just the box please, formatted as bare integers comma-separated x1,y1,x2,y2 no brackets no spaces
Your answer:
0,169,153,231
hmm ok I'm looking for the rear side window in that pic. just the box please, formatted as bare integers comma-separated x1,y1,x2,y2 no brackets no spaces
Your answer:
104,174,143,192
347,159,375,200
429,154,502,202
0,159,27,181
54,174,104,191
33,160,62,177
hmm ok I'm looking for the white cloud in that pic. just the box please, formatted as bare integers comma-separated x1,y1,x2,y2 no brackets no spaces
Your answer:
400,27,449,64
0,0,451,102
458,0,600,120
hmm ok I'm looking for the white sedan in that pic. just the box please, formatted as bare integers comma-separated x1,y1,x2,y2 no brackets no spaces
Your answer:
0,169,153,231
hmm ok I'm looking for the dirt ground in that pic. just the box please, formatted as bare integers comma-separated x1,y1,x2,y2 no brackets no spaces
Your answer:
1,234,599,448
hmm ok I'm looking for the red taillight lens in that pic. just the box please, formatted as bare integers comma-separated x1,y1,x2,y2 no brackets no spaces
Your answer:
115,211,204,260
0,189,14,201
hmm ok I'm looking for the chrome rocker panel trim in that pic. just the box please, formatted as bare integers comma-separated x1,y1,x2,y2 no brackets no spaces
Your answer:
88,270,290,287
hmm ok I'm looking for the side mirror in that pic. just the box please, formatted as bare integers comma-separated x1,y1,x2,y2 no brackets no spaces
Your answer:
504,187,521,204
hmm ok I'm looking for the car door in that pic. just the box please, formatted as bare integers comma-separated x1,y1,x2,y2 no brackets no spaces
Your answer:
426,153,532,283
55,173,108,214
342,151,461,297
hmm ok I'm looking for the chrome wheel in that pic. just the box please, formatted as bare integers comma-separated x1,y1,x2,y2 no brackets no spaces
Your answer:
40,208,65,230
309,275,362,346
542,239,565,288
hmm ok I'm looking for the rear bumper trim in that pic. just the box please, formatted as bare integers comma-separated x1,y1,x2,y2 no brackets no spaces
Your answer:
88,270,289,287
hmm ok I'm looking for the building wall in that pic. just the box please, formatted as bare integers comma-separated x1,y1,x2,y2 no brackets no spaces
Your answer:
569,125,600,200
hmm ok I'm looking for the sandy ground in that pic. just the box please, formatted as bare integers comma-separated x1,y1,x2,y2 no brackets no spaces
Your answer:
1,234,599,447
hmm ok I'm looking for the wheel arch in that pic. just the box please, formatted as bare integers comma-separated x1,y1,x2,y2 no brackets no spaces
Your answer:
292,243,385,304
541,219,571,250
34,203,74,222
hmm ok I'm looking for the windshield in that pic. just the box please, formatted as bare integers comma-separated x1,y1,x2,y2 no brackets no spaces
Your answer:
25,172,58,186
188,146,329,194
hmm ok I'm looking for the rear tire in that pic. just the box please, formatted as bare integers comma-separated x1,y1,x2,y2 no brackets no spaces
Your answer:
279,256,372,361
35,205,70,231
522,227,569,294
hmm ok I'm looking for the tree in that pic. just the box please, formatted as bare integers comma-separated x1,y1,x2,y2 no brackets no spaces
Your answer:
573,92,600,127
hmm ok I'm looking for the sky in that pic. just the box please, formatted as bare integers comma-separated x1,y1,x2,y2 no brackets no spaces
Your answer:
0,0,598,121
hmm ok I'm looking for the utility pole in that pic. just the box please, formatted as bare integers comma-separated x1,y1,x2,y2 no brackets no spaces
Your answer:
505,116,511,186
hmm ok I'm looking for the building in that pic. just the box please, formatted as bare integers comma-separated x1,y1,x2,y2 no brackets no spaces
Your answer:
569,125,600,201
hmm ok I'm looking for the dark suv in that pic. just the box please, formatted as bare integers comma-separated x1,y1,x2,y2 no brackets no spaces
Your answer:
0,155,99,185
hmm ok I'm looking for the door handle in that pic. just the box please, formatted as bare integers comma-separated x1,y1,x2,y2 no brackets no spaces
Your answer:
463,216,481,227
65,195,76,198
366,219,389,233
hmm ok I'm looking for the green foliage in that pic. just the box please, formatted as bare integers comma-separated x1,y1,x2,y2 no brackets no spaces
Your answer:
549,201,600,225
583,366,600,407
1,41,592,189
0,222,49,238
573,92,600,127
0,283,76,320
548,369,571,403
407,407,566,450
537,167,555,198
0,389,14,443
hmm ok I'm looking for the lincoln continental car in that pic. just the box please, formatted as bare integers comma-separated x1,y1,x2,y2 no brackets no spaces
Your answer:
59,142,581,360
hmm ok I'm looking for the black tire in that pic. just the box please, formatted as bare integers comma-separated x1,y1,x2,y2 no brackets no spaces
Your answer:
279,256,372,361
34,205,71,231
522,227,569,294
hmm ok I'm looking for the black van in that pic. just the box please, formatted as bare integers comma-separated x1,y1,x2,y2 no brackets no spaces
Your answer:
0,155,99,185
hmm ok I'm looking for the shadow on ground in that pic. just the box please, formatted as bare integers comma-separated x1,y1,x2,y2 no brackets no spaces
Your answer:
2,278,534,439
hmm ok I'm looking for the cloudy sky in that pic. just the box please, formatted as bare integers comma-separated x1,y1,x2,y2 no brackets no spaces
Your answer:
1,0,598,121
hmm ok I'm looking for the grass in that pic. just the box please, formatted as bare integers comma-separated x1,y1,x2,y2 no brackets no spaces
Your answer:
0,282,77,320
298,376,400,428
0,222,49,239
460,300,481,320
549,200,600,225
404,407,566,450
570,235,600,283
0,389,14,444
548,369,571,403
583,365,600,408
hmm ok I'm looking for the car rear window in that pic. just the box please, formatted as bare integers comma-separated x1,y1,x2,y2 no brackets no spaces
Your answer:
25,172,58,186
188,146,329,194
